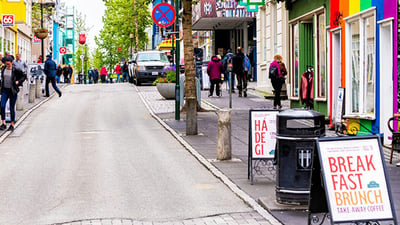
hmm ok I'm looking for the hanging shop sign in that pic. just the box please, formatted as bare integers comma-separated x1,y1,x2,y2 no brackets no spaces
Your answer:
2,14,15,27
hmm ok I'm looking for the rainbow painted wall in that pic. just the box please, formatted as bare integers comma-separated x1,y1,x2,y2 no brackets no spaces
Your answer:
329,0,398,135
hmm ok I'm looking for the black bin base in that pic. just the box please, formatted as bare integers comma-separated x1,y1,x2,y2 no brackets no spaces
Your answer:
276,189,309,205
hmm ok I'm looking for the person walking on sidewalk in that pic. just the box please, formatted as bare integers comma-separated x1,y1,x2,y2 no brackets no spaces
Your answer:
0,56,26,132
233,47,246,97
13,53,28,76
269,54,287,109
221,49,235,93
114,63,122,83
56,64,62,83
44,54,62,97
122,61,129,82
207,55,224,97
93,68,99,84
100,66,107,83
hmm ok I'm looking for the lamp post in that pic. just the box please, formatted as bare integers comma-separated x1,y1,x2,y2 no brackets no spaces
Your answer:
41,2,44,60
129,33,134,60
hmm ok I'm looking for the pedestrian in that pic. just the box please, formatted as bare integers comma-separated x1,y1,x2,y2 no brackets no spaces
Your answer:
68,65,73,83
100,66,107,83
13,53,28,76
243,53,251,84
37,55,43,63
122,61,129,82
207,55,224,97
221,48,235,93
93,68,99,84
269,54,287,109
0,56,26,132
56,64,62,83
233,47,246,97
44,54,62,97
88,67,94,84
63,64,70,83
114,63,122,83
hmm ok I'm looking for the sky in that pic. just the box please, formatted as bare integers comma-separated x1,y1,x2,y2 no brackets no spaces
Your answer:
62,0,106,50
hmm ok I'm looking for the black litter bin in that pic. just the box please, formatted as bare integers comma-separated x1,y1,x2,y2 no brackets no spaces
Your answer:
276,109,325,205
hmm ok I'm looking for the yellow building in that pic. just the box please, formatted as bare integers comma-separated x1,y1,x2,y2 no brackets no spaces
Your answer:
0,0,28,59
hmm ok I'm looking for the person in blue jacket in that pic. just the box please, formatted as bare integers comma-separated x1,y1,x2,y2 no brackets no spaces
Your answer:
44,54,62,97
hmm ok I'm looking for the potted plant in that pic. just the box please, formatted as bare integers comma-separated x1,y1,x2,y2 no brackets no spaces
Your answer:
153,65,176,100
34,28,49,39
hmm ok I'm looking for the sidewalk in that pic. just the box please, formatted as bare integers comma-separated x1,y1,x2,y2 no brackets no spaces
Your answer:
138,82,400,225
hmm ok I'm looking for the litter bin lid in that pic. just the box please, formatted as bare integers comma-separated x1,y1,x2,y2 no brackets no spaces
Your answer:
278,108,324,119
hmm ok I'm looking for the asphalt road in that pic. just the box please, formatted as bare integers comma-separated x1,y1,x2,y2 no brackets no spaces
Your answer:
0,84,254,225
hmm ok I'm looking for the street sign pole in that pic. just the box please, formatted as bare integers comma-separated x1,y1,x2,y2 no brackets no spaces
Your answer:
175,0,180,121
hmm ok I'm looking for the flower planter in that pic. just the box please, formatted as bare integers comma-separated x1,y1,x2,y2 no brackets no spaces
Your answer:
156,83,175,100
35,32,48,39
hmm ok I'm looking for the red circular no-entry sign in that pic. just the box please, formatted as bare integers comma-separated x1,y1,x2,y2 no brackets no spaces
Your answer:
152,3,176,28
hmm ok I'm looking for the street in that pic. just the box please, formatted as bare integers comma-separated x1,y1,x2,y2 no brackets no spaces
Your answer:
0,84,270,225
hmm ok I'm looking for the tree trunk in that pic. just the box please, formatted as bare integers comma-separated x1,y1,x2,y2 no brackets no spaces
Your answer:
182,0,198,135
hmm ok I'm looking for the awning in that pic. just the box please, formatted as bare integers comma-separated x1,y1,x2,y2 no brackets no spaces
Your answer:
192,17,254,30
158,39,174,50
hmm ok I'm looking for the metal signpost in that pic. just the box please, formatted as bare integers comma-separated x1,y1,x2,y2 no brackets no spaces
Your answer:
152,2,180,120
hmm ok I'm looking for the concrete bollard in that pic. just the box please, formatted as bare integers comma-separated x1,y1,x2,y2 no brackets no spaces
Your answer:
35,78,41,98
28,83,35,103
217,109,232,160
16,86,24,111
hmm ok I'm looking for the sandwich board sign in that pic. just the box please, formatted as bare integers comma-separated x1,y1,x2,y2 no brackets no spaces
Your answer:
248,109,279,184
309,135,397,224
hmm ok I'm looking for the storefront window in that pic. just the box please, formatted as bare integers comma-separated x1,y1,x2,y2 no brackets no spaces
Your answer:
346,13,375,118
316,13,326,98
291,23,299,97
350,20,360,113
365,16,375,114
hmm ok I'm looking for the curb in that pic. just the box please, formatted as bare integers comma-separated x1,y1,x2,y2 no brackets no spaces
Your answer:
135,85,282,225
0,86,65,144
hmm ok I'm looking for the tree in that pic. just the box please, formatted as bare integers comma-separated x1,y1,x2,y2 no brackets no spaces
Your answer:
96,0,152,69
182,0,198,135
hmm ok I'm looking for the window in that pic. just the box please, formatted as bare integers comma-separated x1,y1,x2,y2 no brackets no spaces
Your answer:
346,12,376,118
291,23,299,97
316,13,326,98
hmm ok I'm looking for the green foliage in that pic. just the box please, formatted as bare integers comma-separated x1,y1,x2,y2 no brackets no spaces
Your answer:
96,0,152,70
152,77,168,85
165,70,176,83
90,48,105,70
31,3,54,30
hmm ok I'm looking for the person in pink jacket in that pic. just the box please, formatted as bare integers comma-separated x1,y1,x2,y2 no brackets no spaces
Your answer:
100,66,107,83
207,55,224,97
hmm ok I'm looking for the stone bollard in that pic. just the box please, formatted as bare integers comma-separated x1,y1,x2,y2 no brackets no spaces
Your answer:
16,86,24,111
28,83,35,103
217,109,232,160
35,77,41,98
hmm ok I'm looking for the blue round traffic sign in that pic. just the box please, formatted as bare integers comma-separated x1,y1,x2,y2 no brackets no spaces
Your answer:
152,3,176,28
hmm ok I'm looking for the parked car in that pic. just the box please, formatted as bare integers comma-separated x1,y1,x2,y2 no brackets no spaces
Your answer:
128,51,170,85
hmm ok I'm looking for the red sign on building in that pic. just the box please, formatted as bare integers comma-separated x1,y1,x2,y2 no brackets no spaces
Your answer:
2,14,14,27
59,47,67,54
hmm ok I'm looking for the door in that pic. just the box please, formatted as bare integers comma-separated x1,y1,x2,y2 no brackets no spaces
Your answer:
379,21,394,145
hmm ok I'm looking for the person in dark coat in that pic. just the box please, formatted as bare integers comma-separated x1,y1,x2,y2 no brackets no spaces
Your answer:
0,56,26,132
93,68,99,84
56,64,63,83
207,55,224,97
122,61,129,82
232,47,245,97
44,54,62,97
62,65,70,83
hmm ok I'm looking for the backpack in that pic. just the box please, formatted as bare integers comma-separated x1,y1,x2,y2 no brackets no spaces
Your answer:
269,65,279,80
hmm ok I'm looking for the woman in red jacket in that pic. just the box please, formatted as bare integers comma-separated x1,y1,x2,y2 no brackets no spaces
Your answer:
207,55,224,97
114,64,122,83
100,66,107,83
